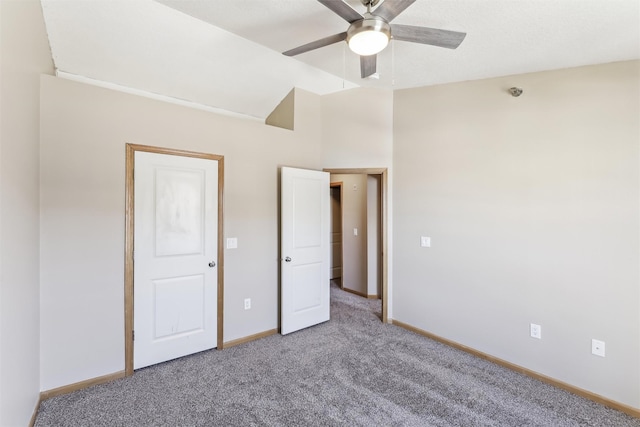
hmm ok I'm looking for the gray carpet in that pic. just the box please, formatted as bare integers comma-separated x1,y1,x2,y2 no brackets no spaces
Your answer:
36,284,639,426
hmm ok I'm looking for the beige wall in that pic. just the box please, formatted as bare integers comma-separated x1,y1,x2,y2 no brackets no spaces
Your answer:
39,78,324,390
265,88,294,131
330,174,368,295
367,175,381,297
0,1,54,425
321,87,394,311
392,61,640,408
321,87,394,169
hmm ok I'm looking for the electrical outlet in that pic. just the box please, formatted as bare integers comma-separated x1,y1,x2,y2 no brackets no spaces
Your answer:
530,323,541,339
244,298,251,310
592,339,605,357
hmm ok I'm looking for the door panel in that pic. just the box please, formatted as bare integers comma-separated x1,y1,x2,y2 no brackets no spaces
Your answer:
134,151,218,369
154,168,204,256
281,167,330,335
153,275,205,339
292,263,323,312
293,178,323,248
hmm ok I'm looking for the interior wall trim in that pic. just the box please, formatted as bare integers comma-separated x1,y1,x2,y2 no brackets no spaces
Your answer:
29,396,42,427
341,287,379,300
39,370,127,401
223,329,278,349
390,319,640,418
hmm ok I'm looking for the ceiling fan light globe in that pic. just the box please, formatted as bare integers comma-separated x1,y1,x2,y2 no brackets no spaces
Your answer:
348,31,389,56
347,16,391,56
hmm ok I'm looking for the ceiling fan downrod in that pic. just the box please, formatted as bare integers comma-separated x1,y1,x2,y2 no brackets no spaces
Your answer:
361,0,381,9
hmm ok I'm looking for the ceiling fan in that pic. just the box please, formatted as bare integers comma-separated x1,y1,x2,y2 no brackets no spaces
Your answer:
283,0,466,79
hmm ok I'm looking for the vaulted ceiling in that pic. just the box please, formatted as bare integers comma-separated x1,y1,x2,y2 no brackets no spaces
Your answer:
41,0,640,120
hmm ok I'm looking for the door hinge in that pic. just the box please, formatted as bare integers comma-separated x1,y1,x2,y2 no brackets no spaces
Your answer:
132,330,135,341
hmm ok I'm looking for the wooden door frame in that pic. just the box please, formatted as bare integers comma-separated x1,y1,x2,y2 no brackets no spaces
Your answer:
124,143,225,376
324,168,389,323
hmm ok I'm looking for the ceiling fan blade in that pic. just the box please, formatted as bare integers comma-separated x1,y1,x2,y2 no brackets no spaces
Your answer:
318,0,363,24
374,0,416,22
283,32,347,56
360,55,377,78
391,24,466,49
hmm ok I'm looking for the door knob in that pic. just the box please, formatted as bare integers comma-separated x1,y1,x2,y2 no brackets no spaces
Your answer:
209,261,216,268
284,257,292,262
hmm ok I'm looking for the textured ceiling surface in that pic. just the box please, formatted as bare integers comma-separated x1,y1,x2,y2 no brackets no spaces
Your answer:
41,0,640,119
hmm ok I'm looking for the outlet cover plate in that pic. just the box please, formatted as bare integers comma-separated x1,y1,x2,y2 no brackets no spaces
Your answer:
530,323,541,339
592,339,605,357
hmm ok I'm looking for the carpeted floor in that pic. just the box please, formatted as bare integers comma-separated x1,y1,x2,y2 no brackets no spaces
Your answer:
36,284,639,426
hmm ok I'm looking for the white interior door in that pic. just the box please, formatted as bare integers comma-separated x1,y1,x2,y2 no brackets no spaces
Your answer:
134,151,218,369
281,167,330,335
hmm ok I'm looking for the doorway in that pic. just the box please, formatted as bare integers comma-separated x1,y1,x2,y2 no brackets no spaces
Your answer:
330,182,343,286
324,168,388,323
124,143,225,375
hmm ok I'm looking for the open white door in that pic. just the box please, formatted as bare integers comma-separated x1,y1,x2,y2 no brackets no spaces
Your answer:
134,151,218,369
281,167,330,335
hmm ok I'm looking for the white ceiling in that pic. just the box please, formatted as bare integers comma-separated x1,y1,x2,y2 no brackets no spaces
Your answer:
41,0,640,120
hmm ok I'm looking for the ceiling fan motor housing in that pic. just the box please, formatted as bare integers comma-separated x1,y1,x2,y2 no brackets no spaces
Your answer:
346,14,391,56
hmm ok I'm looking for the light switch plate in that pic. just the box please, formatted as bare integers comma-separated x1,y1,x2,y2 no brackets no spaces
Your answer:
353,228,358,236
226,237,238,249
420,236,431,247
